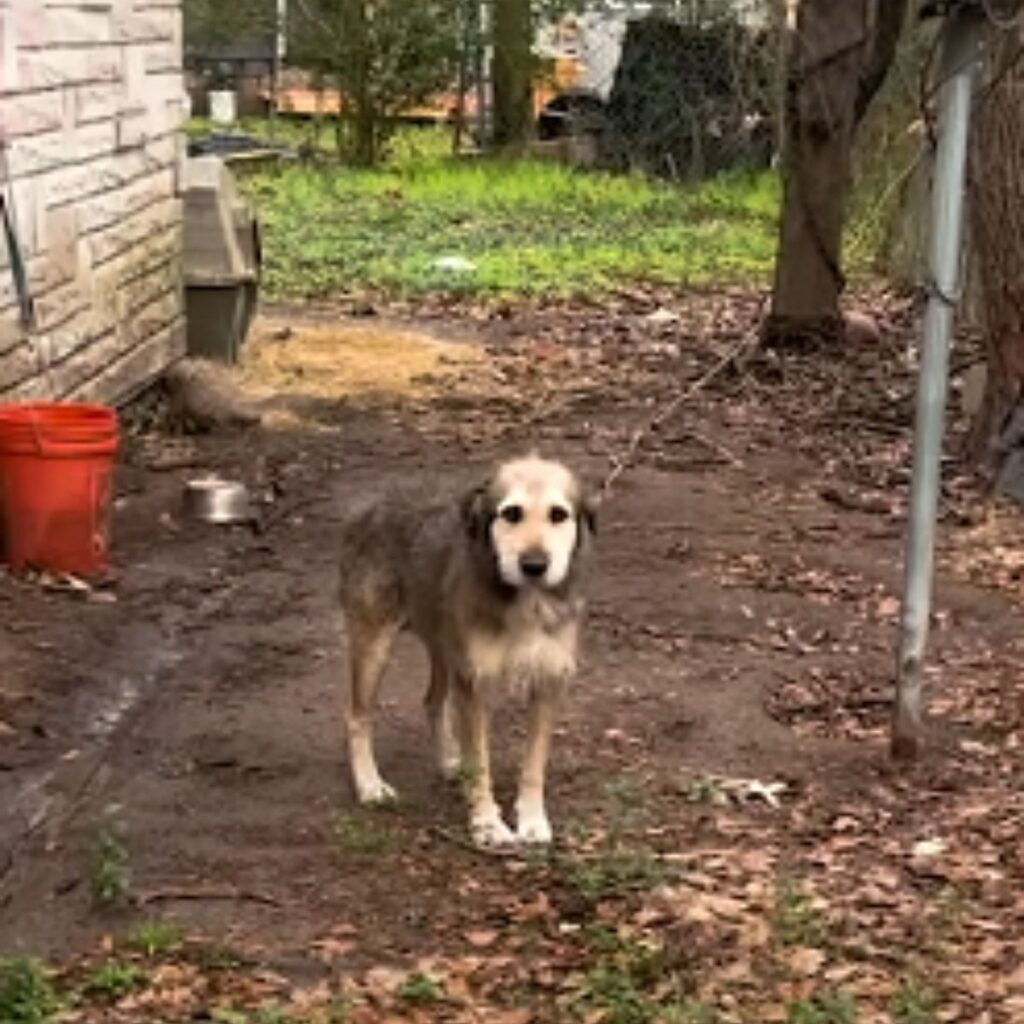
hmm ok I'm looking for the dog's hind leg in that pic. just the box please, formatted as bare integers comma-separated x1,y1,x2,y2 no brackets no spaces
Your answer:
425,651,460,782
452,677,515,847
515,686,558,844
345,613,400,805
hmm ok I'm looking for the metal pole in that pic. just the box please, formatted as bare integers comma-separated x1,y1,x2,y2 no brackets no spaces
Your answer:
269,0,287,137
892,5,987,760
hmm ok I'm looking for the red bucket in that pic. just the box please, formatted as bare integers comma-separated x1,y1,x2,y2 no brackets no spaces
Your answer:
0,403,120,575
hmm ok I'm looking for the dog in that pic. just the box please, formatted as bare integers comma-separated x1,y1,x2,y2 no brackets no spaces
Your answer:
337,454,595,847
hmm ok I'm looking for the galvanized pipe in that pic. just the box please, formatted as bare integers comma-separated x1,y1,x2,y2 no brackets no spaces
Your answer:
892,5,988,759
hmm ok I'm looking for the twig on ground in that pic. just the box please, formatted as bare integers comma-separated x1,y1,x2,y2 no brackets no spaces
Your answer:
599,308,765,501
682,429,745,468
138,886,282,907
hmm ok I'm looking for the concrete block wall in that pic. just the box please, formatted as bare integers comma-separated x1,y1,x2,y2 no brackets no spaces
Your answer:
0,0,186,404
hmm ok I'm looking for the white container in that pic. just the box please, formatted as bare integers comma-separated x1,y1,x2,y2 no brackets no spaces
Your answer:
210,89,237,126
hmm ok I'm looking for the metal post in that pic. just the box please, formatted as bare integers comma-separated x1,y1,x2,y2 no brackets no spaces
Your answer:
269,0,288,138
477,0,492,148
892,5,987,760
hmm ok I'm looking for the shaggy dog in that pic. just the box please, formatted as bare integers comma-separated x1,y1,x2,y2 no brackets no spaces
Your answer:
338,455,595,846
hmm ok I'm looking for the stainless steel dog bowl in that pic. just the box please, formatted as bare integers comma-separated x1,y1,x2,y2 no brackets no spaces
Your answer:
183,477,252,524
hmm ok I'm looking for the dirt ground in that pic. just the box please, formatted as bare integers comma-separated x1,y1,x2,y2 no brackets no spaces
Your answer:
1,291,1022,1023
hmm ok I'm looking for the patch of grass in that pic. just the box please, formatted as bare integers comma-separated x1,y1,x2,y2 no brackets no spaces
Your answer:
561,783,667,903
786,991,857,1024
890,979,939,1024
603,776,650,835
563,845,667,903
332,811,393,857
188,117,451,169
574,961,653,1024
685,778,732,807
82,961,147,999
120,919,183,957
210,1009,252,1024
396,971,445,1006
663,1001,721,1024
573,935,700,1024
89,821,131,909
188,945,245,972
252,1005,296,1024
242,154,778,300
773,879,825,948
0,958,61,1023
582,923,627,954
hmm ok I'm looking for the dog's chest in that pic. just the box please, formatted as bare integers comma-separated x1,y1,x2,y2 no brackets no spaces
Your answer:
464,596,579,683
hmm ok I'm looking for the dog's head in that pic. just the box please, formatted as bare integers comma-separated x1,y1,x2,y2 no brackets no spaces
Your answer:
462,455,597,591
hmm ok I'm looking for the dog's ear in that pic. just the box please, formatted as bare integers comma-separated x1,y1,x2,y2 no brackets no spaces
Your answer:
460,480,493,540
578,489,599,536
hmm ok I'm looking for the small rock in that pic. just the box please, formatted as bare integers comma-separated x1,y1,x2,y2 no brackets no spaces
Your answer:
432,255,476,274
645,306,680,325
842,309,882,345
911,837,946,859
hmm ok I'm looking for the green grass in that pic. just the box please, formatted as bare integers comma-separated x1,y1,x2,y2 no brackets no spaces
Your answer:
82,961,147,999
786,991,857,1024
188,116,452,169
120,920,183,957
0,958,61,1023
773,879,826,948
89,821,131,909
571,933,710,1024
332,811,394,857
396,971,445,1006
890,979,939,1024
234,135,778,299
563,845,667,903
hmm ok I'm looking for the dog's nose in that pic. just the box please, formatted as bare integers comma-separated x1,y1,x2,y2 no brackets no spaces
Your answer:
520,552,549,579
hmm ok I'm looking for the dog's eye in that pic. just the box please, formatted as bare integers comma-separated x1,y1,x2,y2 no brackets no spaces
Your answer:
500,505,524,524
549,506,570,524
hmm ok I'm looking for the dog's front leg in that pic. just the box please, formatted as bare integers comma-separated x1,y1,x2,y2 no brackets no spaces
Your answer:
452,677,515,847
516,684,557,844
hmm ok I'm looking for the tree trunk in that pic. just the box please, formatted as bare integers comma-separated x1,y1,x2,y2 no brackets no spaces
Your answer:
492,0,532,151
966,35,1024,476
347,0,377,167
766,0,909,347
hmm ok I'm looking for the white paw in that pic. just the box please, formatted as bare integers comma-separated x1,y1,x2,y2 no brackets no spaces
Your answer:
516,806,553,845
470,810,516,848
439,757,462,783
355,777,398,806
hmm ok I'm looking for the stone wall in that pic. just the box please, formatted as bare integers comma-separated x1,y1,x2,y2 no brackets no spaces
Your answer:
0,0,185,404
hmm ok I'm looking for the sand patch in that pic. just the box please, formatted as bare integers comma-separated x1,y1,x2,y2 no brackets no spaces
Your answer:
241,319,490,404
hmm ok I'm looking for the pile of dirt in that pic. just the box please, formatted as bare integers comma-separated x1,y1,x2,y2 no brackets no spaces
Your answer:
240,319,495,406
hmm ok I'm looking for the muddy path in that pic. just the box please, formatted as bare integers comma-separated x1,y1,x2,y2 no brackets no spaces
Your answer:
1,297,1021,1022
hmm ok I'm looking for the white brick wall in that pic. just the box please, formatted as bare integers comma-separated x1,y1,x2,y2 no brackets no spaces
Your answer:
0,0,185,403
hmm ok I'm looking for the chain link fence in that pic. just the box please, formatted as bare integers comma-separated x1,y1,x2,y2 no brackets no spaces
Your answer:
475,0,786,178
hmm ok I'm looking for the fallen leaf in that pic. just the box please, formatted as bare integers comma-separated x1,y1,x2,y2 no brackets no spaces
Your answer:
784,947,826,977
464,930,499,949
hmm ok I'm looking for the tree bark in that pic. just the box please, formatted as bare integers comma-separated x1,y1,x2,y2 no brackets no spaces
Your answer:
492,0,533,151
766,0,909,347
347,0,377,167
966,37,1024,475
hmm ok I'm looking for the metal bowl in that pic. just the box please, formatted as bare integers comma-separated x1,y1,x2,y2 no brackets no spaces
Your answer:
183,477,252,524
